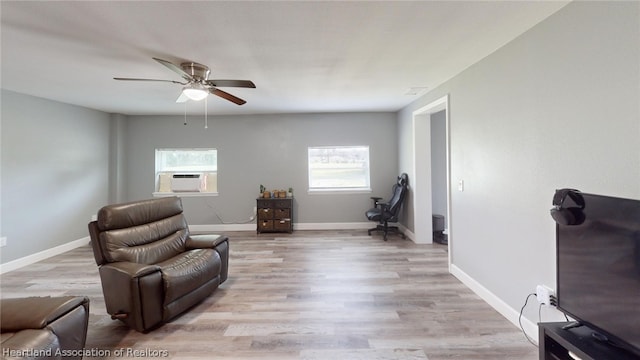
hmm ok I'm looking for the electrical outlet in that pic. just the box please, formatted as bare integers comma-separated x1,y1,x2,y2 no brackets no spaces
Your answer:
0,237,7,247
536,285,555,305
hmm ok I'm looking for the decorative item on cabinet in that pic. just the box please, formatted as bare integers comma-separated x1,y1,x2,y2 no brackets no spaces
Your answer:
259,184,293,199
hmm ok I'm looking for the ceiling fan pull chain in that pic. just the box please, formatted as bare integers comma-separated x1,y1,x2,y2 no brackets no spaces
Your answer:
184,102,187,125
204,97,208,129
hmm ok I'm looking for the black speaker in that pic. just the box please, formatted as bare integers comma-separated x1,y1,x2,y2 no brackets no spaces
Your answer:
550,188,585,226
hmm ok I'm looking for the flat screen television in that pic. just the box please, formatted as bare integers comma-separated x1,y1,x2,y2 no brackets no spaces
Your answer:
556,191,640,357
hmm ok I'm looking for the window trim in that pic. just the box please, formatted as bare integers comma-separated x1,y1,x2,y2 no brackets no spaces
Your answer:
307,188,372,195
152,191,219,198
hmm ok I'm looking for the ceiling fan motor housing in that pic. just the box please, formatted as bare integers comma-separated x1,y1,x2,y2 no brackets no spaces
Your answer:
181,62,210,81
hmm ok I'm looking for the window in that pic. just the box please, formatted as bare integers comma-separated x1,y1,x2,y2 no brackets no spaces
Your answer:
308,146,371,192
154,148,218,195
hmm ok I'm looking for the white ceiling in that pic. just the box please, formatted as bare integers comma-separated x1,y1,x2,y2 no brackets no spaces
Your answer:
1,1,569,116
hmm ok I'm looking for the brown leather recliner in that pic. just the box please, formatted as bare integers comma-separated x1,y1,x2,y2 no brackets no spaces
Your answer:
1,296,90,360
88,196,229,332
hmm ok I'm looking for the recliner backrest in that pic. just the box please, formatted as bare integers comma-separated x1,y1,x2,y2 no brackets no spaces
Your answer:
90,197,189,266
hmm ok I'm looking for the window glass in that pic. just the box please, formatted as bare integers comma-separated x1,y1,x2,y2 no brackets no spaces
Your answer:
308,146,370,191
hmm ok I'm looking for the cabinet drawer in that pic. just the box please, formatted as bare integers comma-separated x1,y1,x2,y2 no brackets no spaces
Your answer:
274,208,290,219
272,199,291,209
274,219,291,231
258,220,274,231
258,208,273,220
256,199,272,208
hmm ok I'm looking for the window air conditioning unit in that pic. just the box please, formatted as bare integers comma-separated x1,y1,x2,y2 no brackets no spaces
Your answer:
171,174,204,192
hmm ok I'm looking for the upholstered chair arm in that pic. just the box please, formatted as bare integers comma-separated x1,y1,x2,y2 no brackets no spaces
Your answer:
0,296,88,332
185,234,229,250
186,234,229,284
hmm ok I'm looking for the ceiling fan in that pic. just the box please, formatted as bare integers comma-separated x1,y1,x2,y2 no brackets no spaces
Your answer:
114,57,255,105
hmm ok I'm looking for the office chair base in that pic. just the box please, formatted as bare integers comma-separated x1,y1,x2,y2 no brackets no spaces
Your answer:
368,224,405,241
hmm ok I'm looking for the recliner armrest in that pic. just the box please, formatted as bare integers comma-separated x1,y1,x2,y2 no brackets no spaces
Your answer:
0,296,89,332
186,234,229,250
98,262,164,332
187,234,229,284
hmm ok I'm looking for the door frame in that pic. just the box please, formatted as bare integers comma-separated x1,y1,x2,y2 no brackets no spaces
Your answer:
412,94,451,266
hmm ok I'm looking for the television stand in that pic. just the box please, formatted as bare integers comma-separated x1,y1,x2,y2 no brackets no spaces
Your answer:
539,322,639,360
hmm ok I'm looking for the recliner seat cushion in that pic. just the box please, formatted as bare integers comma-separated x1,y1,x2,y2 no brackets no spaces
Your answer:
158,249,221,304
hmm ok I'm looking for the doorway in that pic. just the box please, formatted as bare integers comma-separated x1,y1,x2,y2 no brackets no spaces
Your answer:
412,95,451,265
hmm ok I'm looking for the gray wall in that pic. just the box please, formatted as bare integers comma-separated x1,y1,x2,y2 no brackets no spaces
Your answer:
398,0,639,326
109,114,127,204
1,90,110,263
122,112,398,225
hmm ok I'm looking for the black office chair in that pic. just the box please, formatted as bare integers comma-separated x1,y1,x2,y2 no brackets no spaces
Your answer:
366,173,408,240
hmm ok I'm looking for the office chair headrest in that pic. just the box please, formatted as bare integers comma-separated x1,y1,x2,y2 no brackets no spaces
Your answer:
397,173,408,186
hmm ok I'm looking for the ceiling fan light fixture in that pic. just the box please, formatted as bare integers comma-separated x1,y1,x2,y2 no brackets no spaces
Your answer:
182,84,209,101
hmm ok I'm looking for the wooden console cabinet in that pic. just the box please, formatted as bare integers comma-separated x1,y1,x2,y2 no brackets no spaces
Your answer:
257,197,293,233
539,322,639,360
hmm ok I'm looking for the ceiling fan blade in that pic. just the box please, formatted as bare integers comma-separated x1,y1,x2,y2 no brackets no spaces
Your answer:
152,57,194,82
176,92,189,103
205,79,256,88
210,88,246,105
113,77,186,85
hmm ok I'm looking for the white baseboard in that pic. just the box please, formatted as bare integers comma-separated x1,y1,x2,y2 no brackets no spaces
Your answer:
0,237,90,274
398,224,416,242
189,223,257,232
450,264,538,344
294,222,371,230
190,222,373,233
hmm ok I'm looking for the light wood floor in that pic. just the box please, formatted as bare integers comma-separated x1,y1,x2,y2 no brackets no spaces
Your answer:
0,230,538,359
